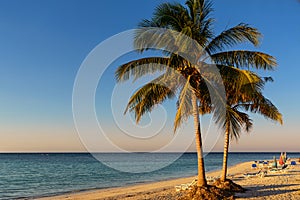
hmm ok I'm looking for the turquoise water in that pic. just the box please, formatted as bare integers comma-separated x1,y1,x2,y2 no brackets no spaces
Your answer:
0,152,299,199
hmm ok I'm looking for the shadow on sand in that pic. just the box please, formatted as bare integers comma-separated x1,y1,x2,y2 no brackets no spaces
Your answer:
235,183,300,199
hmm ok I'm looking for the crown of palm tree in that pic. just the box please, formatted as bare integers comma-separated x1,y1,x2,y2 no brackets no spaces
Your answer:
115,0,280,131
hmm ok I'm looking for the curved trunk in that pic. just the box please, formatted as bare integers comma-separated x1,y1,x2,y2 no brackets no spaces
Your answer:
221,122,230,182
191,91,207,187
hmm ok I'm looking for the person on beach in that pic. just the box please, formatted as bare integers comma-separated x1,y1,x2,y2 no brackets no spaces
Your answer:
279,153,284,165
282,152,286,163
272,156,278,168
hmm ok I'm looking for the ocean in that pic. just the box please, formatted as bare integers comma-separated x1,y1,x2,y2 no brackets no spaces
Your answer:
0,152,299,200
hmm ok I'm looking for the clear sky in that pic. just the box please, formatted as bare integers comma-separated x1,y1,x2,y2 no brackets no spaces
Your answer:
0,0,299,152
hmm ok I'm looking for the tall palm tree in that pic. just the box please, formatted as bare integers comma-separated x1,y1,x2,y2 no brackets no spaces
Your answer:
219,105,252,182
216,69,283,182
115,0,276,187
218,101,282,182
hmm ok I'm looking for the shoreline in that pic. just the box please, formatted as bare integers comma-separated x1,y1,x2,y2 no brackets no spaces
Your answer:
33,175,195,199
35,159,245,199
37,158,300,200
34,162,227,199
35,161,249,200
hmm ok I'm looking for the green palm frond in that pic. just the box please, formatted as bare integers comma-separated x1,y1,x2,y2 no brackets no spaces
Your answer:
186,0,213,25
139,19,160,28
138,0,214,50
152,2,191,31
228,108,253,140
219,65,263,86
227,108,243,140
256,98,283,124
235,110,253,133
211,51,277,70
177,62,226,119
197,70,226,118
185,0,214,45
205,23,261,54
218,65,264,103
134,26,205,57
238,95,283,125
125,75,177,123
174,76,193,132
134,27,176,54
115,57,170,82
215,105,252,141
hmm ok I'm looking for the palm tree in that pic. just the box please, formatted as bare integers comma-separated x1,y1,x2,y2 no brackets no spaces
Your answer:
115,0,277,187
218,100,282,182
216,69,283,182
219,105,253,182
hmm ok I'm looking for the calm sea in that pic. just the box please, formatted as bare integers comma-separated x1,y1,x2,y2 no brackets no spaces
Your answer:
0,152,299,200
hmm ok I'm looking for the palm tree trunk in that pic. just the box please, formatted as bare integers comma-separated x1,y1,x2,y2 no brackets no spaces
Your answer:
191,91,207,187
221,122,230,182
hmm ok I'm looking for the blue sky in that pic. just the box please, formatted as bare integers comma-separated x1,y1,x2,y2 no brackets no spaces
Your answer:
0,0,299,152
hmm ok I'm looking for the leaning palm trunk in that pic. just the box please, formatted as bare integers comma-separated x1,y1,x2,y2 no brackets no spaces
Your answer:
192,91,207,187
221,122,230,182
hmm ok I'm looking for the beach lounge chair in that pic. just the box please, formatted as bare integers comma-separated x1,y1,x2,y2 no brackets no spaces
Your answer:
243,170,266,178
269,169,283,173
175,179,197,192
206,176,220,183
227,174,234,179
269,165,288,173
257,161,265,168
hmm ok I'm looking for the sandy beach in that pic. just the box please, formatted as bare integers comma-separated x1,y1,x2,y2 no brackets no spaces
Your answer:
38,159,300,200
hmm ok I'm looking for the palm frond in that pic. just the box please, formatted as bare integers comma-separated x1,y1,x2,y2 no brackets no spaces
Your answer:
211,51,277,70
234,109,253,133
239,95,283,124
186,0,213,25
134,27,175,53
125,75,177,123
185,0,214,46
215,106,252,141
219,65,263,86
217,65,265,104
174,76,193,132
151,2,191,31
115,57,170,82
180,62,227,121
206,23,261,54
134,26,205,58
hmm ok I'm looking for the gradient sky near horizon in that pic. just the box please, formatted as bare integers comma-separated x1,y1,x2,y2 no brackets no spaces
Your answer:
0,0,299,152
